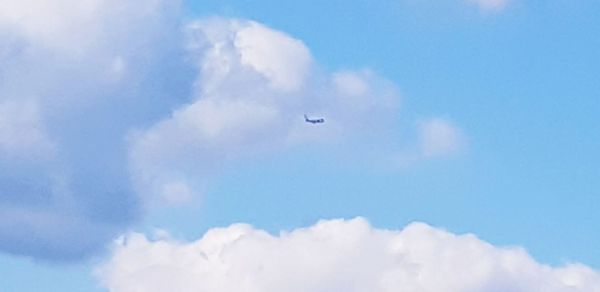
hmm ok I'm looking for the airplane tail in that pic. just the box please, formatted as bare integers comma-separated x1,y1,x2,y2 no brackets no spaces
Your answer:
304,114,308,121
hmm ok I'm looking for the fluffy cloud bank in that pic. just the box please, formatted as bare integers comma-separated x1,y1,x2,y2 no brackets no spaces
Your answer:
98,218,600,292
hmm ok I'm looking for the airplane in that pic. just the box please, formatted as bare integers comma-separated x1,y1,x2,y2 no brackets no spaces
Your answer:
304,114,325,124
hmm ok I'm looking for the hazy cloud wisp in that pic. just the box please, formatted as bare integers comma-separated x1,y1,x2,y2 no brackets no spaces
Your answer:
467,0,511,12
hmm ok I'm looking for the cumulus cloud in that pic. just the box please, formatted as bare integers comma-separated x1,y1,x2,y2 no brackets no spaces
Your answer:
97,218,600,292
129,18,401,206
467,0,511,12
0,0,464,261
0,0,185,260
0,0,178,54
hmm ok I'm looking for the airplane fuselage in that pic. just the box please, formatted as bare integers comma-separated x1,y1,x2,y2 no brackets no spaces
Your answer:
304,114,324,124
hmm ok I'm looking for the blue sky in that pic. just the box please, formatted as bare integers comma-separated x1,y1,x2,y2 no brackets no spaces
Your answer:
1,0,599,291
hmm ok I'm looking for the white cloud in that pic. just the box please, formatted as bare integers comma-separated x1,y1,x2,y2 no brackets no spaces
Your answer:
418,117,465,158
129,18,401,206
234,21,312,92
98,218,600,292
0,0,176,54
467,0,510,12
0,0,184,260
0,1,466,260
